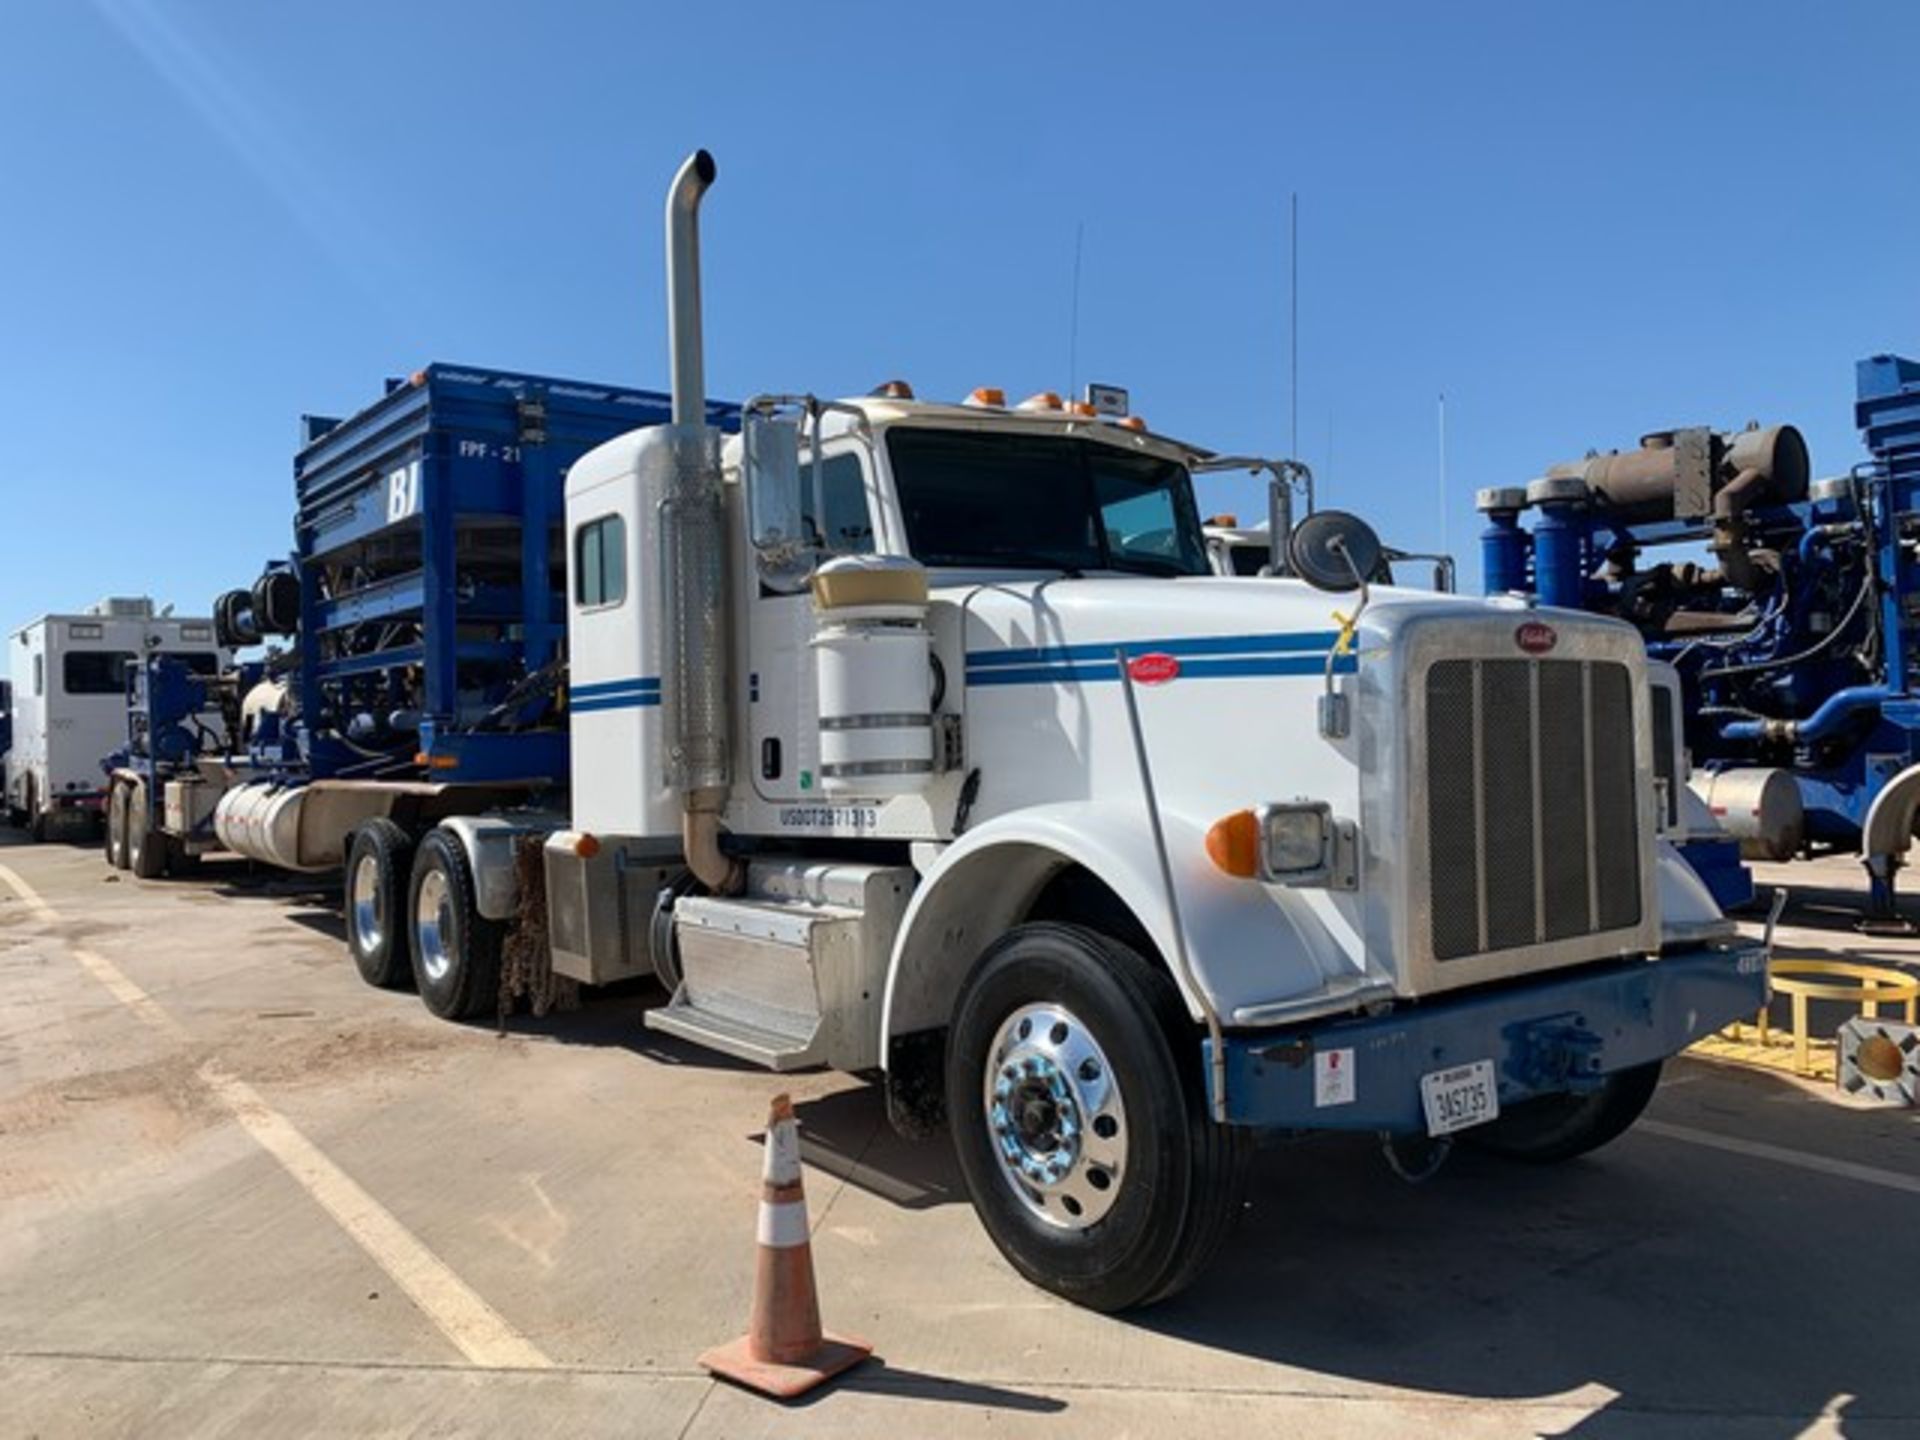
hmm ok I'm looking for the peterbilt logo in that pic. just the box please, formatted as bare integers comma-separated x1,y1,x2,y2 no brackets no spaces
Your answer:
1515,621,1558,655
1127,653,1181,685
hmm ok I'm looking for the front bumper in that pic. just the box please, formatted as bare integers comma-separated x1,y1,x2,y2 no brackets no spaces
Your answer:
1208,940,1768,1133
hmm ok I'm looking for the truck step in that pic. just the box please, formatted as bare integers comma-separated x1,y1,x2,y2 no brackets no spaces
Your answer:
645,990,826,1071
641,892,837,1071
637,864,914,1074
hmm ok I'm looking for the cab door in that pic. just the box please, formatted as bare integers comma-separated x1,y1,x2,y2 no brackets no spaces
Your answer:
747,448,877,803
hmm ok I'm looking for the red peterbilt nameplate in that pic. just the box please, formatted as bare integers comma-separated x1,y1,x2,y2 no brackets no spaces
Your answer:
1127,653,1181,685
1515,621,1558,655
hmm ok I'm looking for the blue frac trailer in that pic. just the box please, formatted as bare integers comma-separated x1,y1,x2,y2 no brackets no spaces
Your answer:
102,363,735,878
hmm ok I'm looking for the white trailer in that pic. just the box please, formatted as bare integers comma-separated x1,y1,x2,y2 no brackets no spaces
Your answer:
324,152,1768,1311
5,599,223,840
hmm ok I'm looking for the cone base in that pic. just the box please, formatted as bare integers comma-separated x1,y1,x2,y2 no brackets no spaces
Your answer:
700,1331,873,1399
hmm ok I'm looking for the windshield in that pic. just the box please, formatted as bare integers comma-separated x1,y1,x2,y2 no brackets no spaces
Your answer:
885,429,1209,576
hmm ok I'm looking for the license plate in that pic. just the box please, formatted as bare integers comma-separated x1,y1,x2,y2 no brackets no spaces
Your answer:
1420,1059,1500,1137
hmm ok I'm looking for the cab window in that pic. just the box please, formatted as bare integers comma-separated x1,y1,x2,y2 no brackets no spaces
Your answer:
800,453,875,556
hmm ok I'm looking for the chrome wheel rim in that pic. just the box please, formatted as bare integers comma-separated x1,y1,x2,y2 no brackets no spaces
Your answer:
351,853,384,956
982,1002,1127,1231
414,869,453,983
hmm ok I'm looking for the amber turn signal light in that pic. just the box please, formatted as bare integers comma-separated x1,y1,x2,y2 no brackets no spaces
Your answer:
1205,810,1260,878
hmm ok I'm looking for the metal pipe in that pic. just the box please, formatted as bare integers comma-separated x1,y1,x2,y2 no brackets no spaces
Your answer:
1267,473,1292,574
666,149,716,428
661,148,742,894
1720,684,1890,745
1709,467,1769,591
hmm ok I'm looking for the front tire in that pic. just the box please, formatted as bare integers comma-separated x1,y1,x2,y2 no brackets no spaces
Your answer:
1464,1061,1663,1163
408,828,504,1020
346,819,415,989
945,922,1249,1312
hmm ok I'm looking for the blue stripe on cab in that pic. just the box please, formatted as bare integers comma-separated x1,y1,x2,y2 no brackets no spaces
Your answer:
965,630,1342,669
965,653,1356,686
572,676,661,699
570,675,662,712
968,661,1122,687
571,691,661,713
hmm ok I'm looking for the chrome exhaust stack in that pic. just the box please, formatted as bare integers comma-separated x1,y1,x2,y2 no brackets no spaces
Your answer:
660,149,742,893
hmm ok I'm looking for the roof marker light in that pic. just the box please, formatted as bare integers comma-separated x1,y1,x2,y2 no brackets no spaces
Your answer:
1017,391,1064,412
1207,513,1240,527
870,379,915,399
1066,400,1097,417
965,387,1006,408
1119,415,1147,433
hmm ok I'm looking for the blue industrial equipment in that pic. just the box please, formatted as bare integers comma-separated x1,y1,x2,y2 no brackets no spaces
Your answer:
1482,354,1920,923
104,652,261,857
226,363,737,787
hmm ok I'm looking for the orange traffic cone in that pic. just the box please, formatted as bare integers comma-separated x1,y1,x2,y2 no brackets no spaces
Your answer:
700,1093,873,1399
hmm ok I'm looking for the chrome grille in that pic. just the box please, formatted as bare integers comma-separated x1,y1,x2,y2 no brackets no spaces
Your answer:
1425,657,1641,961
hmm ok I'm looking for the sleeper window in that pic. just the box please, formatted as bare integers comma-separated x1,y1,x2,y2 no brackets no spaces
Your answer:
575,515,627,609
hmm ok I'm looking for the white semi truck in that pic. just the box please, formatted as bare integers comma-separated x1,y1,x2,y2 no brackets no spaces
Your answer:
326,152,1766,1310
5,599,224,840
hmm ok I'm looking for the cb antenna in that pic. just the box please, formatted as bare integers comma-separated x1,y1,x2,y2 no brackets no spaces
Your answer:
1289,191,1299,461
1068,220,1085,398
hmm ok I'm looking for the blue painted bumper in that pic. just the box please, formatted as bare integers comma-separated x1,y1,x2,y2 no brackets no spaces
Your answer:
1209,942,1768,1134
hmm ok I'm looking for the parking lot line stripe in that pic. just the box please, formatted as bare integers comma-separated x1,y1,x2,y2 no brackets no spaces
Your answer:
74,944,190,1036
0,861,553,1371
0,862,61,925
1640,1119,1920,1197
196,1062,552,1369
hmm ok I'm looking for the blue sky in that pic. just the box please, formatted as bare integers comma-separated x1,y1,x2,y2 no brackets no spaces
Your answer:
2,0,1915,633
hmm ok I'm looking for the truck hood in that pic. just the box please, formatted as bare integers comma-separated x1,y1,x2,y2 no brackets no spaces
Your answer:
934,572,1568,663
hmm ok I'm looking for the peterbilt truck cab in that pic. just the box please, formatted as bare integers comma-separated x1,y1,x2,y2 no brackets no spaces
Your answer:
366,152,1768,1312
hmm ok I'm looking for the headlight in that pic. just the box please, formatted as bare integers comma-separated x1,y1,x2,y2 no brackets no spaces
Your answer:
1258,800,1357,889
1260,803,1330,875
1206,801,1358,889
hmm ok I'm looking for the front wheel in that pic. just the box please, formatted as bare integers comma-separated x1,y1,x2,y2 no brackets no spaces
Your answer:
1464,1061,1663,1164
408,828,503,1020
945,923,1249,1313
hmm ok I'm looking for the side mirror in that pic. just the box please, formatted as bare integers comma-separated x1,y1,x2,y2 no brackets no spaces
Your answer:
743,412,812,590
1288,510,1384,592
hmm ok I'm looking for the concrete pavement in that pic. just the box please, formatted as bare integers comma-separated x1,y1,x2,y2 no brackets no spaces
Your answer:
2,834,1917,1437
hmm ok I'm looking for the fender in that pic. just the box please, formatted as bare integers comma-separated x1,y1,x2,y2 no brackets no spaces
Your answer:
1654,838,1737,945
1862,762,1920,873
879,799,1374,1062
436,811,565,920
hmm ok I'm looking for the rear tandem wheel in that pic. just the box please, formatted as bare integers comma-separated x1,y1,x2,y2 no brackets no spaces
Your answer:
346,818,415,989
408,828,505,1020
